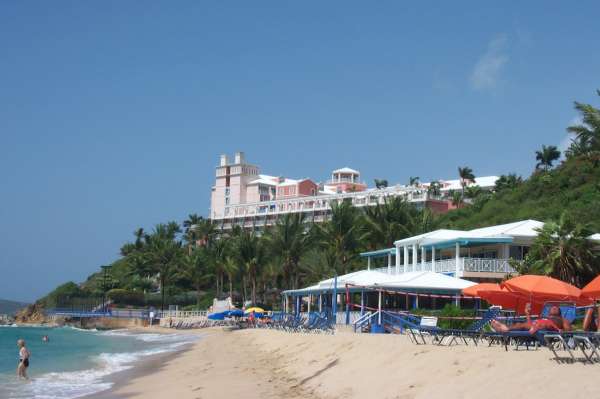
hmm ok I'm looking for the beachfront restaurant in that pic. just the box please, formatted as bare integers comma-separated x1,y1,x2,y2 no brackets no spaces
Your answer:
282,268,477,325
283,220,585,324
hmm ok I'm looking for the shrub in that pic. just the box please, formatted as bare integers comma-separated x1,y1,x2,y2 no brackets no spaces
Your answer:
107,289,145,306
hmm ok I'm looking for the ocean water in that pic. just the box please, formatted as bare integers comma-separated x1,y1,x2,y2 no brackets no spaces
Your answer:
0,325,199,399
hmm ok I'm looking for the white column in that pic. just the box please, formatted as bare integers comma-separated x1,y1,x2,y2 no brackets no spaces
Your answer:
412,244,418,271
403,246,409,272
502,244,510,259
387,253,392,274
455,242,460,273
421,246,426,270
432,247,436,272
367,257,371,271
319,294,322,312
378,291,382,324
307,295,311,314
395,246,401,274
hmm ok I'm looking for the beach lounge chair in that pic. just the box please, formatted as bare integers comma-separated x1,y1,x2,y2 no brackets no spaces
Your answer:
489,302,578,352
394,306,501,346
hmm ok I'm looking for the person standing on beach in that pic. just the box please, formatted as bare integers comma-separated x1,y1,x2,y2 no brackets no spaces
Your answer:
17,339,30,380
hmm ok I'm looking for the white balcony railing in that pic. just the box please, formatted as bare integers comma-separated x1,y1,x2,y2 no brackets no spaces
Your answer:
214,186,430,221
372,257,515,276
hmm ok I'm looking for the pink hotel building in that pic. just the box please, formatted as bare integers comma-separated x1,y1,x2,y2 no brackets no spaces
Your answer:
210,152,498,230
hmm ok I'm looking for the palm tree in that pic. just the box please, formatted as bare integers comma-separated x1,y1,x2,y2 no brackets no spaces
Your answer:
458,166,475,197
314,200,361,275
208,238,229,297
535,145,561,171
449,190,463,208
494,174,522,192
427,180,442,198
374,179,388,189
299,248,337,285
233,229,265,305
145,225,184,310
526,213,598,287
181,249,211,306
409,176,420,187
183,214,204,254
222,256,238,300
566,89,600,158
362,196,415,249
464,185,482,200
263,213,310,290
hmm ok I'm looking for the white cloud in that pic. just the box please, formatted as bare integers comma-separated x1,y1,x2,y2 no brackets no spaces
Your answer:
469,35,509,91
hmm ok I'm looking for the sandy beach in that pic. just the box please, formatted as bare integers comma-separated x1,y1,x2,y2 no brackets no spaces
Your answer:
89,327,600,399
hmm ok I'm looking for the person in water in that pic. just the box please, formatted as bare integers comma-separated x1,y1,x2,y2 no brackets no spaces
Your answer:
16,339,30,380
42,335,49,343
491,305,571,334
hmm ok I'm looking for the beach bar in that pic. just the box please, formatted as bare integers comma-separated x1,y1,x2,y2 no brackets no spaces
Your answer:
282,269,476,325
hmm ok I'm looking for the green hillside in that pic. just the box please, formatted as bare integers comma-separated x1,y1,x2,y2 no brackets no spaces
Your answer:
438,155,600,231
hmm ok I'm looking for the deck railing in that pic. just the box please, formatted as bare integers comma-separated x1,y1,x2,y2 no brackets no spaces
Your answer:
372,257,515,276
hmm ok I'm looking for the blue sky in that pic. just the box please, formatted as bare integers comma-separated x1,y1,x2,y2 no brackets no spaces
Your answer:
1,2,599,302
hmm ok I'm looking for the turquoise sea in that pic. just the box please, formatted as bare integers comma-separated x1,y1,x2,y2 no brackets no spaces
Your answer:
0,325,198,399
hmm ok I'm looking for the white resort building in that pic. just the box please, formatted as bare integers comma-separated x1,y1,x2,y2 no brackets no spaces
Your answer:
210,152,499,230
283,220,600,320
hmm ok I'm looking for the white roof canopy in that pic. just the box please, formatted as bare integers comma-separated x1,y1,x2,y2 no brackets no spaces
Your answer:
332,167,360,175
394,220,545,248
374,271,476,291
283,270,475,295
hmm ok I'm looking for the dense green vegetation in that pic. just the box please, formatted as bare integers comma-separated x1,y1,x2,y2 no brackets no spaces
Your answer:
38,90,600,310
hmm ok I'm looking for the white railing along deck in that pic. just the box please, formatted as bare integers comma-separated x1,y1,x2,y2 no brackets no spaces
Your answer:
372,257,515,276
157,310,208,319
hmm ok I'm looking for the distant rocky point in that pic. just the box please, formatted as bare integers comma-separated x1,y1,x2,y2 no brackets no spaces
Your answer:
0,298,30,316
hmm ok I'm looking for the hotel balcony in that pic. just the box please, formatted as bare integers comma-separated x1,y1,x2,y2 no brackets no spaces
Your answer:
371,257,516,279
213,186,429,221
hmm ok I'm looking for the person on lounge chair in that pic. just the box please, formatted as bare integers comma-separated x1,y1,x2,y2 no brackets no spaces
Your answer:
491,305,571,334
583,305,599,332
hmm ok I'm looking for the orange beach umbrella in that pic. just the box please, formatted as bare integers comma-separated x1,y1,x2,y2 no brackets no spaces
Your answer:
462,283,501,297
462,283,527,313
501,275,583,302
581,275,600,299
501,275,591,313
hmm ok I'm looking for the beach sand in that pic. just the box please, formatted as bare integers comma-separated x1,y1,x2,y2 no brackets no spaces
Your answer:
93,327,600,399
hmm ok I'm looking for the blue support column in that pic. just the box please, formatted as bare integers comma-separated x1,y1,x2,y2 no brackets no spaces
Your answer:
345,290,350,325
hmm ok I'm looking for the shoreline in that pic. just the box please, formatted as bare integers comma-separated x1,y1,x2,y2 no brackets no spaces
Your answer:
84,347,183,399
84,326,205,399
85,327,600,399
